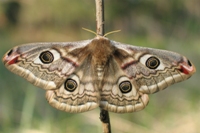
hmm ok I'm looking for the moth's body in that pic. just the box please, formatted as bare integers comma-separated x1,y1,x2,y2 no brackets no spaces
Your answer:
2,36,196,113
82,38,114,81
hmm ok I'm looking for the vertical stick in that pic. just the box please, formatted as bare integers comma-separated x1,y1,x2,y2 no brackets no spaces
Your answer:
95,0,111,133
95,0,105,36
100,108,111,133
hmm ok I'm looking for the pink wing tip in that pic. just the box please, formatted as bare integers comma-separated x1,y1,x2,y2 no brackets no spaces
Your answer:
179,58,196,75
2,49,19,65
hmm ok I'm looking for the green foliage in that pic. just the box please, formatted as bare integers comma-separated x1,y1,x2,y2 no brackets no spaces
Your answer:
0,0,200,133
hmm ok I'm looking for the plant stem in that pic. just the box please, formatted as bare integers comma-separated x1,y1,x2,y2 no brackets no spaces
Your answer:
95,0,105,36
100,108,111,133
95,0,111,133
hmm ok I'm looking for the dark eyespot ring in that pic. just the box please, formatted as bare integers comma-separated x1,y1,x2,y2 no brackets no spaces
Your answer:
146,56,160,69
64,79,77,92
7,49,13,56
187,60,192,67
119,81,132,93
39,51,54,64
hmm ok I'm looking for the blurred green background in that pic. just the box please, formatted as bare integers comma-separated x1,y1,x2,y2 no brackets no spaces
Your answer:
0,0,199,133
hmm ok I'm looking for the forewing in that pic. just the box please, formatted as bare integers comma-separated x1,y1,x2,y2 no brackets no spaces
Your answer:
111,41,195,94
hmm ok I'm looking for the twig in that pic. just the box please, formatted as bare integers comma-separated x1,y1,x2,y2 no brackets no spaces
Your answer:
95,0,104,36
100,108,111,133
95,0,112,133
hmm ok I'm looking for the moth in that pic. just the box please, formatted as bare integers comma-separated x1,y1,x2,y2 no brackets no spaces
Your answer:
2,35,196,113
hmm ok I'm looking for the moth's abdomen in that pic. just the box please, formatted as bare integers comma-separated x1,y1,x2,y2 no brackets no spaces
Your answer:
96,64,104,80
